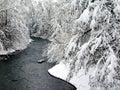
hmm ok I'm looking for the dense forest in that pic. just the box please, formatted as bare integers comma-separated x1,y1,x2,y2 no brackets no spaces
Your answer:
0,0,120,90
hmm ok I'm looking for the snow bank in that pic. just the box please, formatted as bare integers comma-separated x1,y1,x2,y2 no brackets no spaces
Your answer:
48,62,70,80
48,62,90,90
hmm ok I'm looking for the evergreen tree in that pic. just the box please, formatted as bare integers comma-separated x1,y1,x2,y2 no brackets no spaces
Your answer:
63,0,120,90
48,0,120,90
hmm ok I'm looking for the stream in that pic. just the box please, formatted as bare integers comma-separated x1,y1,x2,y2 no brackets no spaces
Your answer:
0,38,76,90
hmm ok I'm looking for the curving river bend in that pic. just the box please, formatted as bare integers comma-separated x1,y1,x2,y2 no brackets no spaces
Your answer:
0,38,76,90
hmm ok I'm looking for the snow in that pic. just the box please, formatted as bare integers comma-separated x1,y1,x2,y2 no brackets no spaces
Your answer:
52,0,58,2
90,19,96,29
77,8,90,23
0,49,15,55
34,0,58,3
48,62,90,90
70,69,90,90
29,39,33,43
0,39,32,55
1,0,119,90
48,62,70,80
65,35,79,58
90,36,101,54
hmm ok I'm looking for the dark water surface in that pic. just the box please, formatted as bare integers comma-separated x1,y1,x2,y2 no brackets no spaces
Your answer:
0,38,76,90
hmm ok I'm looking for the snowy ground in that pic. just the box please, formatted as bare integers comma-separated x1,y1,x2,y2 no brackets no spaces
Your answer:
49,62,90,90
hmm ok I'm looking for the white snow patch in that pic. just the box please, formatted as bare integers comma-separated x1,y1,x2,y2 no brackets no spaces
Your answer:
49,62,90,90
48,62,70,80
0,49,15,55
76,8,91,24
70,69,90,90
29,39,33,43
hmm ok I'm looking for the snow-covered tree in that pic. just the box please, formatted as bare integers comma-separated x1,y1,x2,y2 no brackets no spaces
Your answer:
44,0,90,63
29,0,52,39
0,0,30,55
2,0,119,89
48,0,120,90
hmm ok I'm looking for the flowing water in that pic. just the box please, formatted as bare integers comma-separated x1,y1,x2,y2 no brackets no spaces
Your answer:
0,38,76,90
